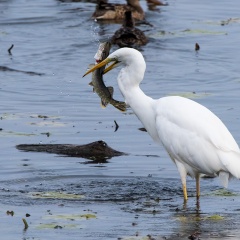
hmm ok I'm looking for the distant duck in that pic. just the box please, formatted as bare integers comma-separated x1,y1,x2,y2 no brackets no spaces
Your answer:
146,0,168,10
111,11,148,48
92,0,144,21
146,0,167,6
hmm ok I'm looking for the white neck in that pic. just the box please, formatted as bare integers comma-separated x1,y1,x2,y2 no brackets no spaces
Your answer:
117,68,160,143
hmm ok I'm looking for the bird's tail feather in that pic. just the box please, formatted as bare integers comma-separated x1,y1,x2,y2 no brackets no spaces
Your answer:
220,150,240,181
219,171,229,188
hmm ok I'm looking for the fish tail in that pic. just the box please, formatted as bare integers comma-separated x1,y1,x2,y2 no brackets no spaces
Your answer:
113,101,127,112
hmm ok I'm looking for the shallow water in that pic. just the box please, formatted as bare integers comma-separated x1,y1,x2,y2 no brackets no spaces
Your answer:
1,0,240,239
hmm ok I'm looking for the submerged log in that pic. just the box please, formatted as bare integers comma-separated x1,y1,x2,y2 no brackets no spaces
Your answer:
16,140,126,162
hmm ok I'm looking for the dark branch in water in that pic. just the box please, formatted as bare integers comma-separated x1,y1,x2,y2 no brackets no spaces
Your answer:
114,120,119,132
22,218,29,230
195,43,200,51
8,44,14,55
138,127,147,132
0,66,44,76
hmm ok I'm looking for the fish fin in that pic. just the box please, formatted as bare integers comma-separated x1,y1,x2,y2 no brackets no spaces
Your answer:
107,86,114,97
88,82,95,92
101,99,109,108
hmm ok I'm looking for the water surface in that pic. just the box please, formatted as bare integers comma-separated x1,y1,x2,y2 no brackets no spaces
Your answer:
1,0,240,239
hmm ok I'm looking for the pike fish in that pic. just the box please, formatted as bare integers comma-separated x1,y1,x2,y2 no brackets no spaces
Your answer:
88,42,127,112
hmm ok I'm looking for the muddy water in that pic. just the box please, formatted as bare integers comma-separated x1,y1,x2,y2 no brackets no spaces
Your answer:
1,0,240,239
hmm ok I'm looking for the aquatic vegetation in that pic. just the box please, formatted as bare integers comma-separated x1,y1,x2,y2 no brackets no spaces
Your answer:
37,223,78,229
151,29,226,39
181,29,226,35
206,215,224,220
37,213,97,230
29,121,66,127
29,191,85,200
121,236,156,240
22,218,29,229
0,130,36,137
204,17,240,26
44,213,97,221
29,114,61,120
208,189,239,197
6,210,14,216
176,215,202,222
176,214,225,222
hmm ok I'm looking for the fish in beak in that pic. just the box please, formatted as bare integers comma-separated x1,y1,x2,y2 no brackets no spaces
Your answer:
83,58,119,77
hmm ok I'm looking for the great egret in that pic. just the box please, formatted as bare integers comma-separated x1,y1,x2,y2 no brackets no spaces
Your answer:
83,47,240,201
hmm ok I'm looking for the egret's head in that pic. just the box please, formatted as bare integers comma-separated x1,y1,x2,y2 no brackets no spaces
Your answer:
83,48,146,79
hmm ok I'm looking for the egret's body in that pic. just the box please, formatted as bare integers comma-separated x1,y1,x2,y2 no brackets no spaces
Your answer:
84,47,240,201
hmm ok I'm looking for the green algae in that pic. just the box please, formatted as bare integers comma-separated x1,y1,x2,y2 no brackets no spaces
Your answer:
37,223,78,229
44,213,97,221
121,236,157,240
29,121,65,127
206,215,225,220
204,17,240,26
151,29,226,39
0,130,36,137
181,28,226,35
209,189,239,197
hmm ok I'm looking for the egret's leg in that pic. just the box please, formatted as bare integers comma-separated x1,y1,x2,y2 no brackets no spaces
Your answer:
182,182,188,201
196,174,200,199
175,161,188,201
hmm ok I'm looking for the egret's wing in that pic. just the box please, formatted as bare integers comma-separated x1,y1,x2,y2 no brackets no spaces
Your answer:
155,96,240,177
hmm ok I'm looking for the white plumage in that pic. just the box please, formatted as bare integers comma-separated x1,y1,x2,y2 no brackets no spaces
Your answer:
83,47,240,201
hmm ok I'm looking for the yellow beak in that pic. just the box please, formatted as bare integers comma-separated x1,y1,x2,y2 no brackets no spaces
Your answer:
83,58,112,77
83,57,119,77
103,60,119,74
